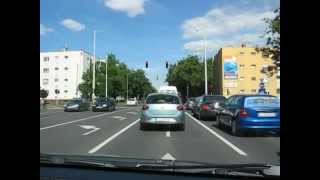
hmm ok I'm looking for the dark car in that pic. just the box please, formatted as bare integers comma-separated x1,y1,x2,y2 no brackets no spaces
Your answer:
216,94,280,136
192,95,227,120
64,99,90,112
92,98,116,112
184,98,196,111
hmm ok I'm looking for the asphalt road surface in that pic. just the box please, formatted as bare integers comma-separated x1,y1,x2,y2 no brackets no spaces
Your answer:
40,106,280,165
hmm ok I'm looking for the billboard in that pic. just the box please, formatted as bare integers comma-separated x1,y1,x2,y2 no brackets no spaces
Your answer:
224,57,238,79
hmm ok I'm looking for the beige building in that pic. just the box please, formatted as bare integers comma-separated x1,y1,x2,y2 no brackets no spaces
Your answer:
213,45,280,97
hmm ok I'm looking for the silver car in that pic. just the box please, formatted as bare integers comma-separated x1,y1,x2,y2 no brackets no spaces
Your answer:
140,93,185,131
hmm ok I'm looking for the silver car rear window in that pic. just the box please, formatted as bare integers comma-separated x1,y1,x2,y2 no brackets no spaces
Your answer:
146,94,180,104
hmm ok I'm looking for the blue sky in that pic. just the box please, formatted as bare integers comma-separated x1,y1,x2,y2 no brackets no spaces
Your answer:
40,0,279,89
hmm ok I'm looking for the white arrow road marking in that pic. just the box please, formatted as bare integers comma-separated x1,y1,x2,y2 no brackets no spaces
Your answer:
126,112,137,115
112,116,127,121
166,131,171,138
88,119,140,154
186,112,247,156
161,153,176,160
40,108,130,131
79,125,100,135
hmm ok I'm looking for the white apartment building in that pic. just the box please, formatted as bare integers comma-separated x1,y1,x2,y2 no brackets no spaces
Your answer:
40,50,93,100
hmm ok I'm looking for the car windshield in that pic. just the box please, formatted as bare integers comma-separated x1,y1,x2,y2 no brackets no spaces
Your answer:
146,94,180,104
41,0,280,176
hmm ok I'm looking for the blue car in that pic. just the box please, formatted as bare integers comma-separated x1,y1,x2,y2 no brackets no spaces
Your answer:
216,94,280,136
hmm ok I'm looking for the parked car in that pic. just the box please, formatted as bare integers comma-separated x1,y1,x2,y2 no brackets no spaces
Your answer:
92,98,116,112
127,98,138,106
140,93,185,131
64,98,90,112
184,98,196,111
192,95,227,120
216,94,280,136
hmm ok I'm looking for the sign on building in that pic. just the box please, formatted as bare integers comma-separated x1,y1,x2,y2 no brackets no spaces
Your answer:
224,57,238,79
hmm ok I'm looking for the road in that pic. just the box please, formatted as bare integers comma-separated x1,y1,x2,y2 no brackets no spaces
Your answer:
40,106,280,165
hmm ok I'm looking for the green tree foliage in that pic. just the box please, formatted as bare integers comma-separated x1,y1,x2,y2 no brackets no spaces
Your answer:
165,55,216,98
78,53,156,100
256,7,280,75
40,88,49,99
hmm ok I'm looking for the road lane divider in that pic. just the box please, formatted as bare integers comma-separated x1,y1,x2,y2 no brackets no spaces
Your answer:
88,119,140,154
40,108,131,131
185,112,247,156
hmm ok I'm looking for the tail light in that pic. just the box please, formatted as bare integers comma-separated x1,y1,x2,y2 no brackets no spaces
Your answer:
177,105,184,111
201,104,210,111
239,109,249,118
142,105,149,110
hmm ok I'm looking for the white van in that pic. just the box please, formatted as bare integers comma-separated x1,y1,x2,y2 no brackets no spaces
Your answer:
158,86,178,95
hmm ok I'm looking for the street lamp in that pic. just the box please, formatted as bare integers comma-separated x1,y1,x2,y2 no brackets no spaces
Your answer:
92,30,103,102
196,28,208,95
105,54,108,98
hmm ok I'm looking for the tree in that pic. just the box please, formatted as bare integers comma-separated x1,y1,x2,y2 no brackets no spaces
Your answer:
40,88,48,99
256,7,280,76
78,53,156,100
165,55,217,98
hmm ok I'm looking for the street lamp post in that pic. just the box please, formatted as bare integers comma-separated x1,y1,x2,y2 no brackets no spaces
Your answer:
196,28,208,95
92,30,96,102
126,73,129,101
105,54,108,98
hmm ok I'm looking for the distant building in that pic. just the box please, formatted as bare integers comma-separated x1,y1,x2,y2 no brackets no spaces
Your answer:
213,45,279,97
40,49,93,100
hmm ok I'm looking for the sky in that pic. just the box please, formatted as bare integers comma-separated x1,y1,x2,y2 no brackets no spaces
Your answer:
40,0,280,90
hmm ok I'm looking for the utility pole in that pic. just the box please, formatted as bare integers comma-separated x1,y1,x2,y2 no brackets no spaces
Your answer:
204,34,208,95
126,73,129,101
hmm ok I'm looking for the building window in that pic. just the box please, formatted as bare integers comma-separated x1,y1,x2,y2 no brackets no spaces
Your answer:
64,78,68,82
43,79,49,85
250,64,256,69
43,68,49,73
64,67,68,71
277,88,280,94
55,67,59,71
262,53,269,58
251,52,257,55
251,89,256,93
54,78,59,82
43,57,49,62
64,56,68,59
240,52,244,55
64,90,68,93
240,76,245,80
240,89,245,93
277,75,280,79
251,77,256,81
240,64,245,68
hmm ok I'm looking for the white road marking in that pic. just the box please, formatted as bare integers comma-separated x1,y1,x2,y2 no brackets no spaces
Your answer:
88,119,140,154
112,116,127,121
79,125,100,135
166,131,171,138
40,111,62,115
126,112,137,115
40,108,130,131
161,153,175,160
186,112,247,156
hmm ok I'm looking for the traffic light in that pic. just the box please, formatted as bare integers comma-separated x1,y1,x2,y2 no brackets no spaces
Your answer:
145,61,148,68
166,61,169,69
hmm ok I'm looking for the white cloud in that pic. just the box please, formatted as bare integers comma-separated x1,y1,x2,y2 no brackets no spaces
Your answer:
60,19,86,31
182,7,276,54
104,0,148,17
40,24,54,36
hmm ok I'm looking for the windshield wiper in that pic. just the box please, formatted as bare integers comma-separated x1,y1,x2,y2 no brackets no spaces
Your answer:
40,153,279,178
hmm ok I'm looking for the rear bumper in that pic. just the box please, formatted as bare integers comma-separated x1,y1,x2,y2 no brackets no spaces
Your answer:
200,110,218,117
239,118,280,130
140,114,185,125
64,107,79,111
